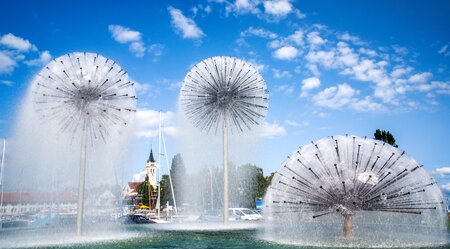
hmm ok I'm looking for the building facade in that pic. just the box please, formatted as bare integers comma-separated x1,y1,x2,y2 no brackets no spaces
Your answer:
145,147,157,190
0,192,77,217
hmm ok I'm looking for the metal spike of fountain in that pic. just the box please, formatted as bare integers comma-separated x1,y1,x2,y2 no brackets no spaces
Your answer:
31,52,136,236
264,135,446,240
180,56,268,224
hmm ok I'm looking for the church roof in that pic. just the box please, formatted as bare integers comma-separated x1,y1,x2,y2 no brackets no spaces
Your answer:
147,147,155,163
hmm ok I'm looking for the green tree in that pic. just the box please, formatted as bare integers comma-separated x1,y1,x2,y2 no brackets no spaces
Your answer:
231,164,267,208
170,154,186,206
159,174,172,206
374,129,398,147
136,174,153,206
263,172,275,194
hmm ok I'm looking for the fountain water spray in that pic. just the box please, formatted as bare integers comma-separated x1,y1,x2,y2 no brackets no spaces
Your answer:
180,56,268,224
264,135,446,245
31,52,136,235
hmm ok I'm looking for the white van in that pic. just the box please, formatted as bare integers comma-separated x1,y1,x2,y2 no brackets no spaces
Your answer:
228,208,263,221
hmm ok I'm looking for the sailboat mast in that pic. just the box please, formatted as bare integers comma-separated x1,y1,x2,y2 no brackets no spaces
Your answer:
0,138,6,213
162,129,178,216
157,111,162,219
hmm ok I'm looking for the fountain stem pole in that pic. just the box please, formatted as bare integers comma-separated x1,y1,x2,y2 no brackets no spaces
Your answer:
223,117,228,225
76,126,87,236
343,215,353,238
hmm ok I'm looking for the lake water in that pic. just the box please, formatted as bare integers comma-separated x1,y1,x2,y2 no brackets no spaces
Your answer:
1,222,449,249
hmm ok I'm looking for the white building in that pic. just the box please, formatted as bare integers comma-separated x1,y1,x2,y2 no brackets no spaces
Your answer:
0,192,77,217
145,147,157,190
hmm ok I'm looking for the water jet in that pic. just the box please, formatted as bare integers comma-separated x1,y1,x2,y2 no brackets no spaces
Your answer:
31,52,136,235
263,135,447,247
180,56,268,224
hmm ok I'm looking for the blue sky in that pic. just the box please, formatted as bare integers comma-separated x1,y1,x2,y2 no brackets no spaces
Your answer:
1,1,450,193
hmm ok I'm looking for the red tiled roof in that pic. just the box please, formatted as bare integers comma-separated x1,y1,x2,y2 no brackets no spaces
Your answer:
1,192,77,203
128,182,143,191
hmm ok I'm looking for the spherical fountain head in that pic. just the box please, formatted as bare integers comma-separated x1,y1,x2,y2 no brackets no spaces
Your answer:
180,56,269,134
263,135,448,247
31,52,137,143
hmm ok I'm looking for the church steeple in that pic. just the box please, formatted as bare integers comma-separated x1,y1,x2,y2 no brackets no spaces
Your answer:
147,146,156,163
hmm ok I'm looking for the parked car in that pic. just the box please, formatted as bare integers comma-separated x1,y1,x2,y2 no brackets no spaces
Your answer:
229,208,263,221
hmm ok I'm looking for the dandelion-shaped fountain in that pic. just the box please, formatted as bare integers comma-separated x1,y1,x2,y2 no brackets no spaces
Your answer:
264,135,447,247
180,56,268,224
32,52,136,235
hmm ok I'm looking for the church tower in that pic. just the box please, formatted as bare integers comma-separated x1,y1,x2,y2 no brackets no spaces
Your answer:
145,147,157,190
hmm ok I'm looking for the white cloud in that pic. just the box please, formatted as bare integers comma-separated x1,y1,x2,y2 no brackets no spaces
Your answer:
307,31,326,47
132,170,147,182
301,77,321,97
341,58,396,102
168,6,205,40
247,59,266,72
168,81,183,91
257,121,286,138
0,51,17,74
294,9,306,19
306,63,320,76
438,43,450,56
108,25,141,43
300,77,321,97
272,68,291,79
338,32,365,45
0,33,37,51
0,80,13,86
134,81,160,99
434,81,450,95
392,45,408,55
359,48,377,57
108,25,164,58
435,167,450,176
273,46,299,60
312,83,384,112
240,27,278,39
313,83,357,109
274,84,294,95
312,110,329,118
24,50,51,67
267,39,282,49
263,0,293,18
289,29,304,46
408,72,432,84
306,50,335,68
192,4,213,17
285,120,309,127
234,0,259,14
441,183,450,192
391,66,413,78
148,44,164,58
134,109,178,138
423,81,450,95
129,41,146,58
350,96,385,112
336,42,359,67
220,0,304,21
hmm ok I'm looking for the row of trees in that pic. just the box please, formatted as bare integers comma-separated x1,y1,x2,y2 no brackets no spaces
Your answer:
152,154,274,211
374,129,398,147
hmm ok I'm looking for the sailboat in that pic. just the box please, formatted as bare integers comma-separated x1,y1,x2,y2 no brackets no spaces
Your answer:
149,111,178,223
